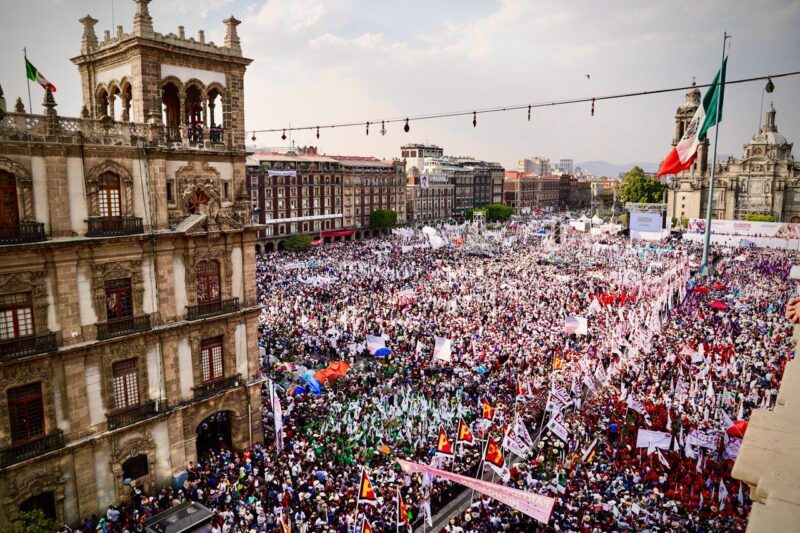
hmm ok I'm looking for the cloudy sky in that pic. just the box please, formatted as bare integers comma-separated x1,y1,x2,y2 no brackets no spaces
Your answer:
2,0,799,169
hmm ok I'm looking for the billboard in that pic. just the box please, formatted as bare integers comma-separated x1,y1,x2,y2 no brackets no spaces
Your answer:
687,219,800,240
630,211,664,232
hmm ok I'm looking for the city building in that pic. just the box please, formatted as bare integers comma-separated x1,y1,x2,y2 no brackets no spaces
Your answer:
489,163,505,204
245,153,405,248
245,152,345,250
517,156,549,176
665,83,799,222
400,143,444,177
0,2,262,525
425,159,474,218
503,172,589,213
406,174,454,224
590,178,618,209
558,159,574,175
568,177,592,210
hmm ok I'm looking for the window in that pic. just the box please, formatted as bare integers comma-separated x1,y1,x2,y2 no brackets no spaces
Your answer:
166,181,175,204
98,172,122,218
0,292,34,340
223,182,229,200
8,383,44,443
196,261,221,304
200,338,223,383
112,358,139,410
105,279,133,321
122,454,149,480
0,171,20,228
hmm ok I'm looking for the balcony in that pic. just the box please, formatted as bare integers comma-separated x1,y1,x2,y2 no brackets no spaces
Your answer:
96,315,151,340
186,298,240,321
107,399,163,430
0,332,58,362
0,221,46,244
209,127,224,144
86,216,143,237
165,126,181,143
0,429,65,468
192,373,242,401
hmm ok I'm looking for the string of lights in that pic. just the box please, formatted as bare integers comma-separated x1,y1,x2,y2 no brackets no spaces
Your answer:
250,70,800,142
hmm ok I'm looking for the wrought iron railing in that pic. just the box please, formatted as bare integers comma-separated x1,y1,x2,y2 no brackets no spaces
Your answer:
192,373,242,400
0,221,46,244
96,315,151,340
107,399,162,430
86,216,143,237
188,125,203,143
0,430,65,468
186,298,240,321
209,127,224,144
0,332,58,361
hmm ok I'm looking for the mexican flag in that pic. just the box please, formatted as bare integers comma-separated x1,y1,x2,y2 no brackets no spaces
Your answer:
25,58,56,93
657,58,727,176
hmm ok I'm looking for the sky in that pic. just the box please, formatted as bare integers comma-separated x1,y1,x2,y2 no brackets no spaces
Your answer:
2,0,799,170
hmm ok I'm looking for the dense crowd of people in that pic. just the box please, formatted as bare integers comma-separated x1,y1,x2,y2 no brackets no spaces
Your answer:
66,220,796,532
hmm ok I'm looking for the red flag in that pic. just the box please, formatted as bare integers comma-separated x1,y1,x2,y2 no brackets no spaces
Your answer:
436,428,454,456
280,510,291,533
484,437,505,467
481,398,496,420
360,517,374,533
398,489,411,529
456,418,474,444
553,357,562,370
358,470,378,505
515,379,527,398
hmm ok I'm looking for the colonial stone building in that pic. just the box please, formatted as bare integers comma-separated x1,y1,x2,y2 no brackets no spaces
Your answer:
0,1,262,526
666,82,799,222
406,174,455,224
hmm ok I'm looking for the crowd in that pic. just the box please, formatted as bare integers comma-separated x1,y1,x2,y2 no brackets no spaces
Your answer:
66,220,795,532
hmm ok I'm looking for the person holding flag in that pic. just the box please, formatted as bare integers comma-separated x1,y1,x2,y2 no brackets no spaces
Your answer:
436,428,454,458
358,469,379,506
360,516,374,533
484,437,511,482
397,489,412,532
456,418,475,446
481,397,496,420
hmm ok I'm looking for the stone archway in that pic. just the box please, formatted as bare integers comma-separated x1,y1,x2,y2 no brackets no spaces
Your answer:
196,410,233,458
264,241,275,253
255,243,263,254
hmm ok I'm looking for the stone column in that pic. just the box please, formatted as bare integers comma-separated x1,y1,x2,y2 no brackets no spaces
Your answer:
178,92,187,144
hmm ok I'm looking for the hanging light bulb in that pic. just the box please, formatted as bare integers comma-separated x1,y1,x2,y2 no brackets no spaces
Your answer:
591,98,595,116
281,129,286,141
472,111,477,128
765,77,775,93
366,121,370,136
380,121,387,136
251,132,256,142
528,105,531,121
403,118,410,133
316,126,320,139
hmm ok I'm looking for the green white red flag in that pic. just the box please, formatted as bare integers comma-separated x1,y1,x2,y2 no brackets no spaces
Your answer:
657,58,727,176
25,58,56,93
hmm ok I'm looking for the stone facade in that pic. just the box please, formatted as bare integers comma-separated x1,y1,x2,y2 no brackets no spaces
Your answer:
406,175,455,224
666,83,799,222
0,2,262,526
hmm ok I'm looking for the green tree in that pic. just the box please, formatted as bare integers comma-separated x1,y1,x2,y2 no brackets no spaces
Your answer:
484,203,513,222
744,213,775,222
0,510,56,533
283,234,313,251
369,209,398,229
616,166,667,204
619,212,629,227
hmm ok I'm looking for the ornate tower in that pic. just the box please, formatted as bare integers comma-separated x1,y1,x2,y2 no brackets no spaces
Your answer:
71,0,252,150
673,79,709,174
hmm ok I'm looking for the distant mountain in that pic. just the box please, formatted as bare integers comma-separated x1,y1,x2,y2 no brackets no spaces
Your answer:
576,161,659,177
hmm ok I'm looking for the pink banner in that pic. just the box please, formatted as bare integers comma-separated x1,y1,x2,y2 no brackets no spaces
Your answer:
396,459,555,525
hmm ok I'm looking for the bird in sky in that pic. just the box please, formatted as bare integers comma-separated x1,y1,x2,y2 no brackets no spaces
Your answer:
586,74,591,79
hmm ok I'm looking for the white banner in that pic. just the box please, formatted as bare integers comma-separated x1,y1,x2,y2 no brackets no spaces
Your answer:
433,336,452,362
273,395,284,454
546,414,569,442
502,425,531,457
635,429,671,451
687,429,719,450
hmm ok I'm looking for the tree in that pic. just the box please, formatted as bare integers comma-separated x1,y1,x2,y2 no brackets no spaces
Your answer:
369,209,398,229
616,166,667,204
483,203,513,222
0,510,56,533
744,213,775,222
283,234,313,251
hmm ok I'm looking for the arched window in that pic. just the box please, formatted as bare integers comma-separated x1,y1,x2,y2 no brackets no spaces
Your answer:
196,261,221,304
122,454,149,481
0,171,19,234
20,492,56,521
186,189,209,215
98,172,122,218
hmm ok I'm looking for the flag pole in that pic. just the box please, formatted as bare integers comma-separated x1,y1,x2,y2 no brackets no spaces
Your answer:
699,32,731,276
23,47,33,114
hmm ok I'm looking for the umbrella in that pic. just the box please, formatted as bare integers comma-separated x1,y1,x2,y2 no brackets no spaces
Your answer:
313,371,330,384
694,287,710,294
287,385,306,396
711,283,726,290
727,420,748,438
709,300,729,311
374,347,392,357
326,361,351,377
